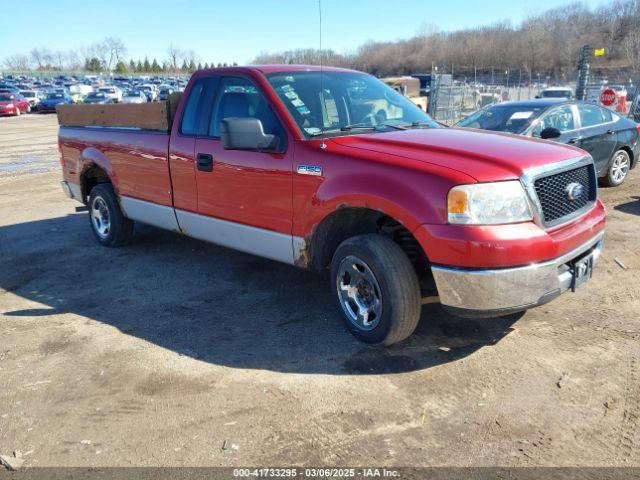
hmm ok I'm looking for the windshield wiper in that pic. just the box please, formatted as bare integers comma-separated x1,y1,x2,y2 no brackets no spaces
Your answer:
308,122,408,137
405,121,434,128
379,123,408,130
340,123,377,132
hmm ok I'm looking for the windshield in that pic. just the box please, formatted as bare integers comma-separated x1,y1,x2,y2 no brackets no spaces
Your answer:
0,94,13,101
99,88,114,93
265,71,438,137
47,93,63,99
457,105,547,133
88,93,105,98
541,90,571,98
125,90,140,96
21,92,35,97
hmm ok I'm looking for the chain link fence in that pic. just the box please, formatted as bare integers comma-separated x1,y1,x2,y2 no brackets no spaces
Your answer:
425,74,544,125
422,71,639,126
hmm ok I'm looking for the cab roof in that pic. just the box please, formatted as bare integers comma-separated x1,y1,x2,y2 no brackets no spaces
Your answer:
198,64,362,75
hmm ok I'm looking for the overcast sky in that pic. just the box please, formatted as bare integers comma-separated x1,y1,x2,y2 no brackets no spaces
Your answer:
0,0,604,65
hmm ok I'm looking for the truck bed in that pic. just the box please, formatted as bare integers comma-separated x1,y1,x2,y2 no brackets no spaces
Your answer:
59,125,172,207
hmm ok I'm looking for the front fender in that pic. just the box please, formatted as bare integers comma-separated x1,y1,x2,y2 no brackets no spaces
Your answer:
295,168,463,238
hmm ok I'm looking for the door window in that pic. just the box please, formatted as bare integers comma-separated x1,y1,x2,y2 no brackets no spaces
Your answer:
578,104,613,127
208,77,284,142
180,76,219,136
532,105,575,137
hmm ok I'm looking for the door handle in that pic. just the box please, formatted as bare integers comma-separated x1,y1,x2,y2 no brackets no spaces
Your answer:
606,129,615,135
196,153,214,172
568,137,580,144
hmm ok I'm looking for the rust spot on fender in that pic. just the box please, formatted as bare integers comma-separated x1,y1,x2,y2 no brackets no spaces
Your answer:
293,227,316,269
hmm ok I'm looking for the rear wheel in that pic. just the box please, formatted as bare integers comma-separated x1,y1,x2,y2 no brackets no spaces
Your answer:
330,234,421,346
602,149,630,187
88,184,134,247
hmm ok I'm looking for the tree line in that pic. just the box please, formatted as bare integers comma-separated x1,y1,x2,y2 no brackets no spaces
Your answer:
2,38,237,74
253,0,640,80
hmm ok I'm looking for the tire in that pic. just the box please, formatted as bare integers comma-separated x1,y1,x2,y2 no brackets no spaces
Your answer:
88,184,134,247
330,234,421,346
601,149,631,187
14,106,20,116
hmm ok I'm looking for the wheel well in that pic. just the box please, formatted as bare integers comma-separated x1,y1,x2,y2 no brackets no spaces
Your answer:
306,208,432,288
619,146,635,167
80,164,110,203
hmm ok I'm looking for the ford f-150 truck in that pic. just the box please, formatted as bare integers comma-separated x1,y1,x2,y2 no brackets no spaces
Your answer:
59,65,606,346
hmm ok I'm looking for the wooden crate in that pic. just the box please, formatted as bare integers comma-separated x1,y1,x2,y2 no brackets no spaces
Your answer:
57,93,183,131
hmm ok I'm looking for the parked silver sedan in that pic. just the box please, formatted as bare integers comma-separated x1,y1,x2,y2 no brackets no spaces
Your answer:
121,89,148,104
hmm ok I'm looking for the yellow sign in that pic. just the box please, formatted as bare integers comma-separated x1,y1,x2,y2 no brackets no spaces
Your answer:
594,48,605,57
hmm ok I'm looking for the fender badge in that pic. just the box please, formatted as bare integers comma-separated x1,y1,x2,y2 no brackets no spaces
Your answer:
297,165,323,176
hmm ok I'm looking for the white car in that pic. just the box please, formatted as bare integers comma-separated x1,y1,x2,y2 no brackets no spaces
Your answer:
536,87,573,100
98,86,123,103
19,90,40,108
140,84,157,102
121,90,147,104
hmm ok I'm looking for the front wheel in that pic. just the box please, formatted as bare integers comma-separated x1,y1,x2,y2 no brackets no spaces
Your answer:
602,149,631,187
88,184,134,247
330,234,422,346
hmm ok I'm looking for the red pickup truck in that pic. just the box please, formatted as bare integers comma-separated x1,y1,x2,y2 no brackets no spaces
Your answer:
59,66,605,345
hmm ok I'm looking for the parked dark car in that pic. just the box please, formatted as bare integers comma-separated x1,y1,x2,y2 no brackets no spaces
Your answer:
83,92,112,105
38,92,73,113
456,100,640,186
157,86,174,102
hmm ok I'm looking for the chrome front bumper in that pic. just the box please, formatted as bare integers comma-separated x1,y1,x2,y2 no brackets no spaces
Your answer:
431,232,604,317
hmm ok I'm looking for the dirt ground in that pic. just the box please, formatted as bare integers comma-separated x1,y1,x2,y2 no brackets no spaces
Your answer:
0,114,638,468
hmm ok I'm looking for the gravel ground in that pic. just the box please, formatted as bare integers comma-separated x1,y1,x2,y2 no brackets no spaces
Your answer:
0,114,639,468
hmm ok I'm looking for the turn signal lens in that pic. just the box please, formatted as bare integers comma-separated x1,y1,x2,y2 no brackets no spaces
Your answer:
447,188,468,214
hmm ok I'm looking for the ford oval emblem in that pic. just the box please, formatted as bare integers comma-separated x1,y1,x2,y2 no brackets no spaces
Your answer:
566,182,584,201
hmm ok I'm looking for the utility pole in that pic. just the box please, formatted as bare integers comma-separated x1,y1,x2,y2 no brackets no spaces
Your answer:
576,45,591,101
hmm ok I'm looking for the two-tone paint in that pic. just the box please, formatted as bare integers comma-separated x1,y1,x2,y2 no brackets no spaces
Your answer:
59,66,606,312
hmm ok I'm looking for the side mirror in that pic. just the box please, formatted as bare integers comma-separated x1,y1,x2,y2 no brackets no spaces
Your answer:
220,117,279,152
540,127,561,139
534,95,540,99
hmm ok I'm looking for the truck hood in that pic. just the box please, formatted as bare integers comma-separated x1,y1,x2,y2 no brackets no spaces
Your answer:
330,127,585,182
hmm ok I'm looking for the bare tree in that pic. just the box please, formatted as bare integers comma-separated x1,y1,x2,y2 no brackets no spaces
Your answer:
167,43,184,72
3,54,30,71
30,47,53,70
104,36,127,69
624,30,640,72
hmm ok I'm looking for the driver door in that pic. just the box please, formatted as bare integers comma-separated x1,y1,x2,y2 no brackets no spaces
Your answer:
179,75,295,263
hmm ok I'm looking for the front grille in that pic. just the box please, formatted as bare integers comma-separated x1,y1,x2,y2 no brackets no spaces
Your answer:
533,165,596,226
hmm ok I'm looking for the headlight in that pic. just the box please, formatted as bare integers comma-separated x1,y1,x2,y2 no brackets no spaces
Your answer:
6,103,13,108
447,181,533,225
